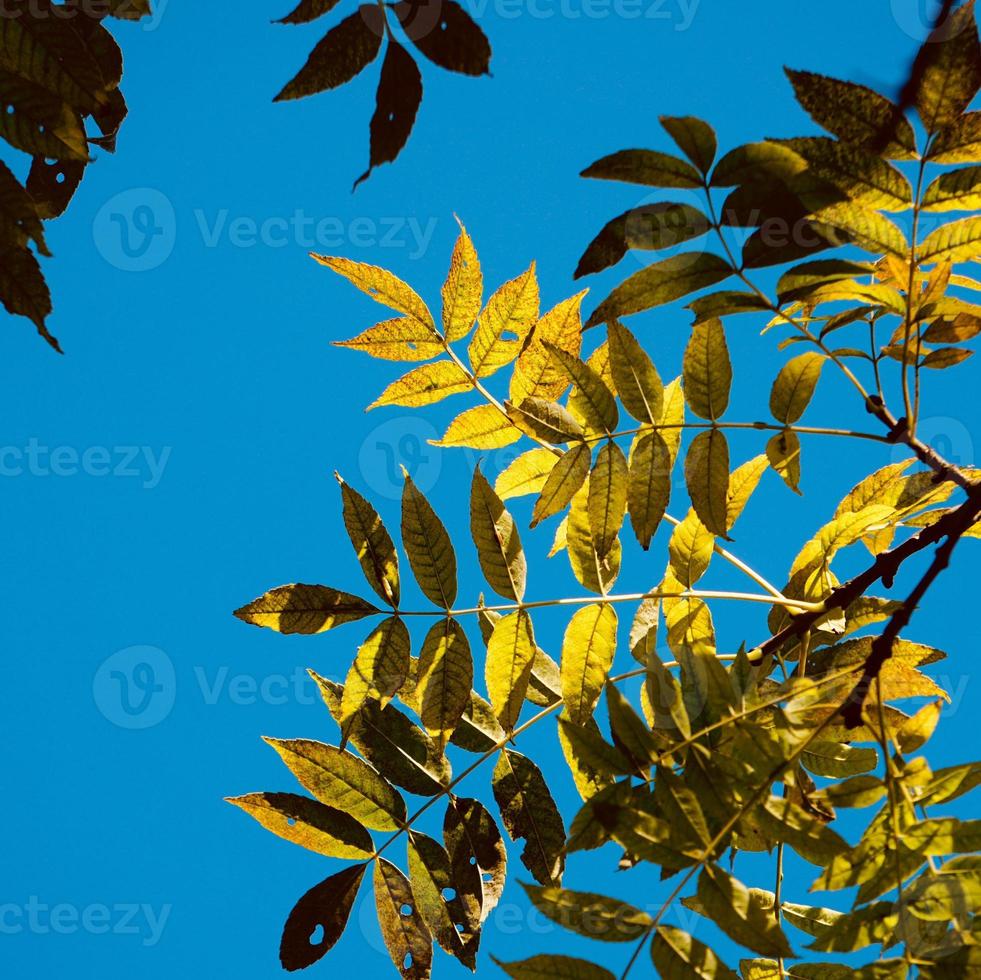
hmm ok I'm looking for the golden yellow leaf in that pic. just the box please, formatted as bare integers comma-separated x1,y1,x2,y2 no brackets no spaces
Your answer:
532,444,591,526
369,359,472,409
510,291,587,404
766,429,802,494
486,609,537,732
442,220,483,342
683,319,731,421
659,376,686,462
770,352,826,424
339,616,412,737
435,404,521,449
725,455,768,532
234,583,379,634
587,441,628,559
333,316,443,362
548,344,618,435
567,481,622,594
560,603,618,725
496,448,559,500
416,617,473,754
469,263,539,377
668,509,714,588
313,254,433,328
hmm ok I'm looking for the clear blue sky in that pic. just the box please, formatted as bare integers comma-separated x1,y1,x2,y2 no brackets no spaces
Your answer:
2,1,978,976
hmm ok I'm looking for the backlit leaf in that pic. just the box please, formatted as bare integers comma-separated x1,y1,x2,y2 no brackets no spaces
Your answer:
334,316,443,362
337,474,400,606
436,403,521,449
587,441,628,559
767,429,802,493
810,202,908,257
444,797,507,922
493,749,565,886
521,883,653,942
225,792,374,859
770,351,826,424
416,618,472,753
510,291,586,403
683,318,731,420
264,738,406,830
627,430,672,548
685,428,730,538
650,925,739,979
918,215,981,263
581,148,703,188
494,954,615,980
401,471,457,608
470,466,526,600
508,397,585,445
660,115,718,173
486,610,537,732
561,603,618,725
374,859,433,980
725,454,767,532
531,443,591,527
608,320,664,424
339,616,411,737
234,584,379,634
369,360,471,409
469,263,539,377
547,344,618,435
441,220,483,341
497,449,559,500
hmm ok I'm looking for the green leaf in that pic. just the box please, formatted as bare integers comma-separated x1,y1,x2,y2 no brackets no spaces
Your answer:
444,797,507,922
912,0,981,132
606,685,660,771
416,618,473,753
522,883,653,941
685,428,730,538
758,795,849,866
337,475,400,607
660,115,718,173
225,792,374,859
802,740,878,777
588,441,628,559
561,604,618,725
280,864,367,971
683,318,732,420
770,351,826,424
469,263,539,378
264,738,406,831
627,430,672,549
711,140,808,186
575,204,710,278
532,444,591,527
784,69,917,159
508,397,585,444
687,290,772,324
581,148,703,188
493,749,565,886
557,715,633,778
697,865,793,958
486,610,538,733
339,617,411,738
401,471,457,609
373,858,433,980
586,253,733,328
494,954,615,980
650,925,739,979
608,320,664,423
234,584,379,634
470,466,526,601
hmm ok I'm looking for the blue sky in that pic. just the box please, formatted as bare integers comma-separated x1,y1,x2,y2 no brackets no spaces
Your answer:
2,1,979,977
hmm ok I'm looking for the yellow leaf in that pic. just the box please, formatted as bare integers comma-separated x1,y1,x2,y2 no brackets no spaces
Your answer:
608,320,663,424
560,603,618,725
369,360,471,409
567,481,621,594
766,429,802,494
496,449,558,500
659,376,686,463
918,216,981,264
549,516,569,557
469,263,539,377
313,254,433,328
339,616,411,737
668,509,714,588
662,570,716,658
769,352,826,424
810,203,908,257
897,699,943,754
510,291,586,404
470,466,526,600
333,316,443,361
401,471,457,608
442,221,483,342
547,344,619,435
587,441,628,559
683,319,731,420
225,792,375,859
532,446,591,527
685,429,730,538
416,618,473,754
627,430,672,549
337,474,400,606
725,455,768,532
486,609,537,732
435,404,521,449
234,583,379,634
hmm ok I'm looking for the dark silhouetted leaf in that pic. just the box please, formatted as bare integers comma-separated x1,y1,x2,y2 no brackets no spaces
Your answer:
395,1,491,76
374,858,434,980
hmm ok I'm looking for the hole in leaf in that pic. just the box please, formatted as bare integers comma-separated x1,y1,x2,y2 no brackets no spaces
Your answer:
482,873,493,882
56,173,65,184
404,954,413,969
309,924,325,946
442,887,456,902
469,857,477,866
287,818,296,826
400,903,413,916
